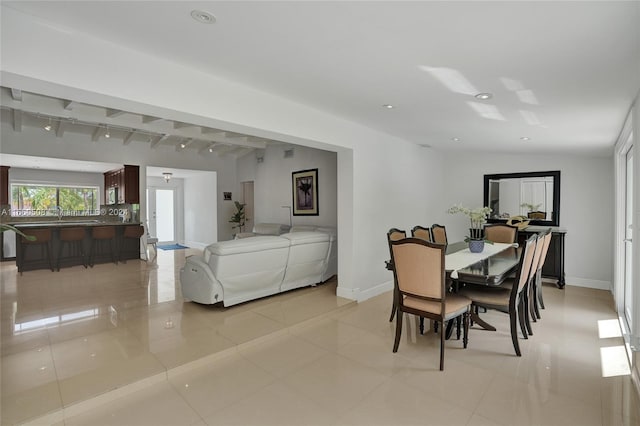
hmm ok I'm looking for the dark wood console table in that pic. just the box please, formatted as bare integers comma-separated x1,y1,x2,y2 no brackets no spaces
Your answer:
517,225,566,289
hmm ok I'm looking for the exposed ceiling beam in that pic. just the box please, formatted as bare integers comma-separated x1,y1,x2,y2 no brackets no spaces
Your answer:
142,115,163,123
91,126,104,142
55,121,67,138
63,100,79,110
150,134,169,149
106,108,126,118
173,121,195,129
214,144,236,156
198,142,217,155
12,110,22,132
123,131,135,145
175,138,194,152
10,88,22,101
201,128,226,136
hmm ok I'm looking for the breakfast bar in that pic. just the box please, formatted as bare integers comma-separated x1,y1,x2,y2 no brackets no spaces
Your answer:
13,221,143,272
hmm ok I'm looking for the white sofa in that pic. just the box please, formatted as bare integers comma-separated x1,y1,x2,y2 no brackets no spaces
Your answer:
234,223,291,239
180,231,334,306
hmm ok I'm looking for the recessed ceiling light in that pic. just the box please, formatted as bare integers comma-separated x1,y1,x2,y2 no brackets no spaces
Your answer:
191,10,216,24
451,137,461,142
382,104,394,109
44,118,52,131
520,136,531,141
180,143,186,148
208,147,213,153
474,93,493,100
104,128,110,138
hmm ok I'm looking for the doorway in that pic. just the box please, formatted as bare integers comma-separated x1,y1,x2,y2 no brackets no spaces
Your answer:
242,181,254,234
147,187,176,244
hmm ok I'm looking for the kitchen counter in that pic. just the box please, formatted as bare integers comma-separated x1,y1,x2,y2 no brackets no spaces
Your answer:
11,220,140,228
12,221,144,272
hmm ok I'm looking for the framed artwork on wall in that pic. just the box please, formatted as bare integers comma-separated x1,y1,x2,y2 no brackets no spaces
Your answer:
292,168,319,216
223,192,232,201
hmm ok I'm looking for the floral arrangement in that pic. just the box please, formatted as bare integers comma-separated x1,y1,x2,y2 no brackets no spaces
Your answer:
447,204,492,241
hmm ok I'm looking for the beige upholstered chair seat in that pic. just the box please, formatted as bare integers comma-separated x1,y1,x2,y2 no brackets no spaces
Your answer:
403,293,471,318
458,287,510,306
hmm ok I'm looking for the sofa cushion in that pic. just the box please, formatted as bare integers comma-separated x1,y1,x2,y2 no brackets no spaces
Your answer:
206,236,289,256
253,223,291,235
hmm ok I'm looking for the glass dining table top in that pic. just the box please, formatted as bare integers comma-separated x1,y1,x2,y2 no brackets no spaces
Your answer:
446,241,520,286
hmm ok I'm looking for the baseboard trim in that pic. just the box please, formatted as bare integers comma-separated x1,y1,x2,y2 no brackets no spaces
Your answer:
564,276,611,291
337,280,393,302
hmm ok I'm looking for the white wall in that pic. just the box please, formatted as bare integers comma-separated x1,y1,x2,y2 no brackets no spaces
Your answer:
236,145,337,228
442,152,614,289
183,172,217,247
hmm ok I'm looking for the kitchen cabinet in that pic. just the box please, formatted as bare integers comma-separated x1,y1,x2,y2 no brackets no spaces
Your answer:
104,165,139,204
1,166,9,205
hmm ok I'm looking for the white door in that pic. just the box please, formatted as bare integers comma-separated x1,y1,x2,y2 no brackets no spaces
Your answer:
147,187,176,244
242,181,254,233
624,146,634,325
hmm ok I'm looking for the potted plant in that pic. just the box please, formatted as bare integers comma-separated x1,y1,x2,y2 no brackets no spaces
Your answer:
447,204,492,253
229,201,246,233
1,223,36,240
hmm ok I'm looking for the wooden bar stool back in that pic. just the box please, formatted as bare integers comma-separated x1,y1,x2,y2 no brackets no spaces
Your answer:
89,226,117,267
120,225,144,262
58,227,87,270
19,228,54,274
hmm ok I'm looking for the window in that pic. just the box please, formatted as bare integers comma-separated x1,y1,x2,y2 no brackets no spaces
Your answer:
11,184,99,216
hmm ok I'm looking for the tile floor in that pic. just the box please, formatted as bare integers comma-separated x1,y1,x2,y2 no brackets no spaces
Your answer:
2,248,639,425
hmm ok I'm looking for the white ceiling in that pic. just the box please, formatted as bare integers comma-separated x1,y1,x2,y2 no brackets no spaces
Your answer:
2,1,639,156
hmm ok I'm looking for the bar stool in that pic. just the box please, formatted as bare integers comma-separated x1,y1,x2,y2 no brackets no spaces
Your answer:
89,226,117,267
19,228,53,274
119,225,144,263
57,227,87,270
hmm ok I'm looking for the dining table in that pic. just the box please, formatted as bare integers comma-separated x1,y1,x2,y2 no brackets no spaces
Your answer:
386,240,521,336
444,241,521,334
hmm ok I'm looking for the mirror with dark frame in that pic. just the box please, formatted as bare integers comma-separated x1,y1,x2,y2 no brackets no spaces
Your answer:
484,170,560,227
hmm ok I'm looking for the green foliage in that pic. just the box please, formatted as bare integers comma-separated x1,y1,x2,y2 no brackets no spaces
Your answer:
229,201,246,231
0,224,36,241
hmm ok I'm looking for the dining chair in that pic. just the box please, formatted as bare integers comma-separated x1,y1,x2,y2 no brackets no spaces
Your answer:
430,224,448,245
527,211,547,220
411,225,432,242
530,229,552,320
389,237,471,370
483,223,518,244
386,228,407,322
457,234,538,356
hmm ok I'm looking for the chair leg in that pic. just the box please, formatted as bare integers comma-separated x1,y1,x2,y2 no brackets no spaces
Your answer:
419,317,425,335
518,297,529,339
392,310,403,353
456,316,461,340
529,278,538,323
509,303,522,357
45,242,53,272
522,286,533,336
439,321,445,370
463,311,469,349
389,290,397,322
536,270,545,312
